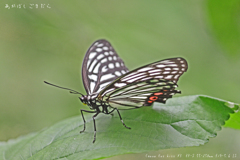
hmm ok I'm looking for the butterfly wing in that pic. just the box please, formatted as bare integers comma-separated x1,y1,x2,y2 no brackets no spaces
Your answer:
82,39,129,95
98,57,188,109
107,79,180,109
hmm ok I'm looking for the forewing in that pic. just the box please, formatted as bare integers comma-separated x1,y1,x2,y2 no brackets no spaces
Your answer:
119,57,188,84
82,39,129,95
98,57,188,109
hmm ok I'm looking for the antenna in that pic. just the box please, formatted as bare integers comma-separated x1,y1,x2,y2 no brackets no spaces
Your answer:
44,81,84,96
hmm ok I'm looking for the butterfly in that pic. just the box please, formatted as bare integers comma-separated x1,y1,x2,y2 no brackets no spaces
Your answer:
44,39,188,143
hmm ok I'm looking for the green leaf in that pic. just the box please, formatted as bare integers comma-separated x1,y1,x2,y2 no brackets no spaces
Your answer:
224,111,240,129
223,101,240,129
0,95,238,160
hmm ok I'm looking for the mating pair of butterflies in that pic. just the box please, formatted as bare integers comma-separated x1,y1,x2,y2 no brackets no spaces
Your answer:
45,39,188,143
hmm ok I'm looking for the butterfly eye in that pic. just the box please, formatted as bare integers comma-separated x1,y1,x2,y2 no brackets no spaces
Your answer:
79,96,87,104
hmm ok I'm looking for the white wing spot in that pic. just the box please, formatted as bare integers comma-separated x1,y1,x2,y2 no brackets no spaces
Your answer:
108,57,112,61
131,96,147,99
101,58,107,63
155,76,163,79
173,68,179,70
160,60,170,63
103,46,109,50
127,75,145,83
171,71,178,74
163,71,170,74
150,72,160,76
99,82,111,90
109,51,114,55
181,68,185,71
121,72,136,80
122,72,145,81
115,71,122,76
121,70,126,74
90,82,95,93
121,62,124,66
97,54,104,60
165,68,171,71
108,63,114,69
104,52,109,56
101,66,108,72
113,56,117,60
93,63,101,74
174,75,179,79
89,59,97,72
138,67,152,72
116,62,120,67
114,83,127,87
142,93,151,96
157,64,165,68
168,64,178,67
87,60,91,68
96,48,102,52
97,43,103,47
177,58,181,60
100,73,115,81
88,74,97,81
165,75,173,79
89,52,97,59
148,69,162,73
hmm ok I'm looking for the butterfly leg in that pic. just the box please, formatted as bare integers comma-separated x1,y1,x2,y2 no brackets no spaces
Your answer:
92,112,100,143
110,113,114,116
116,109,131,129
80,109,97,134
108,108,115,117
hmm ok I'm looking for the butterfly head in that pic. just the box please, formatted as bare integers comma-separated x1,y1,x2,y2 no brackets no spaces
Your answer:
79,94,100,110
80,95,88,105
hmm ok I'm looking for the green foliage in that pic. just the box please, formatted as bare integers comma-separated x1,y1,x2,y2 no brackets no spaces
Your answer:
1,0,240,144
225,112,240,129
207,0,240,56
1,0,240,159
0,95,238,160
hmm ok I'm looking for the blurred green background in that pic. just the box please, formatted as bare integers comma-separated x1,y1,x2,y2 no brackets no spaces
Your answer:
1,0,240,159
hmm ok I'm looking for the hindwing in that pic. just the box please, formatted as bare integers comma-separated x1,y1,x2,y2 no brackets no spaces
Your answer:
98,57,188,109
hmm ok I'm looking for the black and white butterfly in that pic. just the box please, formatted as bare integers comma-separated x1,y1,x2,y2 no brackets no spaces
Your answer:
44,39,188,143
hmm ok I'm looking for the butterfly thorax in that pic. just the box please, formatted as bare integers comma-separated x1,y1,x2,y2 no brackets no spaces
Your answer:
80,94,113,114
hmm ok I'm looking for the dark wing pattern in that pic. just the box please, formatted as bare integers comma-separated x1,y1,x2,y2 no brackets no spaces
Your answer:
82,39,129,95
98,57,188,109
